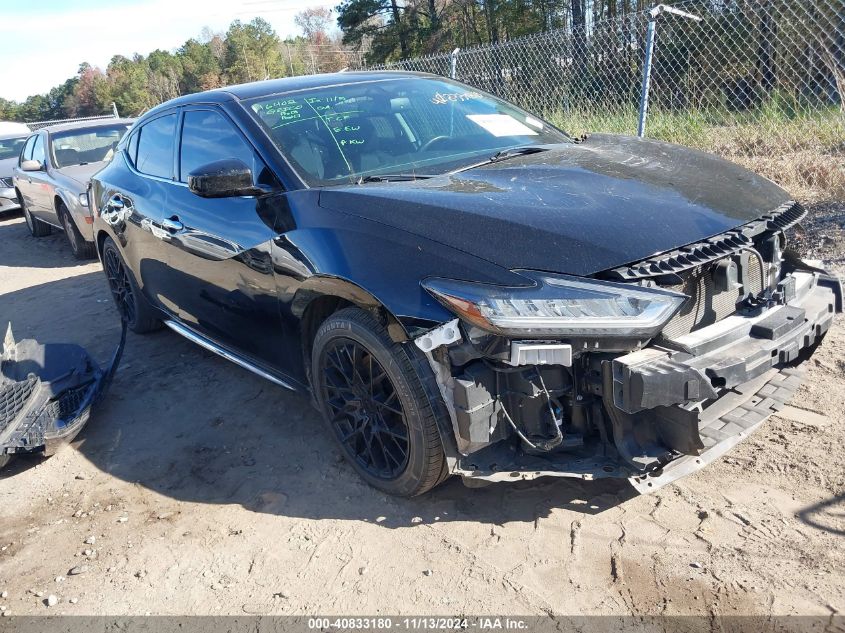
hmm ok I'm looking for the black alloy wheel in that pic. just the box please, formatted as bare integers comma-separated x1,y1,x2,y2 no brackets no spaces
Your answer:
101,237,160,333
104,245,136,325
312,307,450,496
322,339,410,479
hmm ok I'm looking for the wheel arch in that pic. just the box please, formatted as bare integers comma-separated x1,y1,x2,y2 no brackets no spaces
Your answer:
53,191,73,219
53,192,67,211
95,229,111,259
53,190,87,235
295,276,411,385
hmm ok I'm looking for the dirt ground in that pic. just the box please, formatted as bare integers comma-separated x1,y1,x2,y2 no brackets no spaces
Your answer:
0,204,843,619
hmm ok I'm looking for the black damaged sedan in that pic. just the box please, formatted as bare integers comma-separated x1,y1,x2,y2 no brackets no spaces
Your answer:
91,71,842,497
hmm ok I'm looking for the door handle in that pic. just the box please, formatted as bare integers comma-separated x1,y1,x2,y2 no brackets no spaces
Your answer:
160,216,183,232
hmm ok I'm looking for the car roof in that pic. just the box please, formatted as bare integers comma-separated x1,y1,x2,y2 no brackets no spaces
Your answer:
0,132,29,141
141,71,439,118
41,118,136,134
220,70,437,100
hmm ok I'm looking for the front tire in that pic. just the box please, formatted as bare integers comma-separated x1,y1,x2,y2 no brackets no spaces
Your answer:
59,202,95,260
101,237,161,333
21,194,51,237
312,307,450,497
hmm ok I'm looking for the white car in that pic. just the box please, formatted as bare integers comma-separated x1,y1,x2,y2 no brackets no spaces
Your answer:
0,122,30,214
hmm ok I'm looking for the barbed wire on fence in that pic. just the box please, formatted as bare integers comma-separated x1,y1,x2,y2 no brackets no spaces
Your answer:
361,0,844,200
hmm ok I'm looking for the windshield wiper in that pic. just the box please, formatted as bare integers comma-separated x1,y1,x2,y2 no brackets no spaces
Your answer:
450,146,550,175
358,173,435,183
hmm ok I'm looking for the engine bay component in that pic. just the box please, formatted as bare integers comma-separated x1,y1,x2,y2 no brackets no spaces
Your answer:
414,318,462,352
505,341,572,367
0,321,125,468
417,232,841,493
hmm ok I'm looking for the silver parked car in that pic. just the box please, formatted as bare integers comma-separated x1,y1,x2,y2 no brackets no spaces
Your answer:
13,119,133,258
0,128,29,214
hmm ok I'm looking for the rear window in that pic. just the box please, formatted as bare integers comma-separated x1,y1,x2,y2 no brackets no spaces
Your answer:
126,131,139,166
136,114,176,179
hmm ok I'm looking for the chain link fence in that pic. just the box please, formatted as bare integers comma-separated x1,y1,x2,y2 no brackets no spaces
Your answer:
364,0,844,201
27,109,121,131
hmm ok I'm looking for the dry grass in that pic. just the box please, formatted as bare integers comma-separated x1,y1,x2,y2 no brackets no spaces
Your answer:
547,106,845,202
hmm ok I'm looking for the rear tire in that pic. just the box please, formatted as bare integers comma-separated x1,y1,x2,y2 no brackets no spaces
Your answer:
21,194,51,237
312,307,450,497
59,202,95,260
101,237,161,333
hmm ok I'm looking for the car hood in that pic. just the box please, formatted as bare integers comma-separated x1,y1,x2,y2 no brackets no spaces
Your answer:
0,157,15,180
55,162,107,189
317,134,791,276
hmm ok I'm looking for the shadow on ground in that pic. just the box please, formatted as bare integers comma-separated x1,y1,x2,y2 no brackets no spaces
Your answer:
1,270,637,528
0,212,83,269
798,494,845,537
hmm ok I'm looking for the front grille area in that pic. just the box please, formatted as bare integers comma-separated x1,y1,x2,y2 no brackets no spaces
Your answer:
0,376,38,432
660,257,764,339
600,203,797,340
605,201,803,282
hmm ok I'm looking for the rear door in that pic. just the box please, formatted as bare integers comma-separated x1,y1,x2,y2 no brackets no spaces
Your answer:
154,105,287,368
102,111,180,311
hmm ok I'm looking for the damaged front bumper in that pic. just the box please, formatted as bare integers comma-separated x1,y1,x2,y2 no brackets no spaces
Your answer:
418,268,841,493
610,270,838,491
0,321,125,465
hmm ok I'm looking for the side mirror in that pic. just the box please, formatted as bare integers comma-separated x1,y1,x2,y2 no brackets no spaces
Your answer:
187,159,265,198
21,159,43,172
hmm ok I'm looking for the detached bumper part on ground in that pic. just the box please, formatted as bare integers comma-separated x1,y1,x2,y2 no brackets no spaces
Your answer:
0,322,125,467
417,263,841,493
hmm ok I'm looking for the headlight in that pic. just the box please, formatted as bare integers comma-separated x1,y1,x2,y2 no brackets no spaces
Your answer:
422,272,686,338
78,192,89,207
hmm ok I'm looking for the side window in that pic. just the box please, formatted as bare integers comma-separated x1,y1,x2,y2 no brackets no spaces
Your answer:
20,136,36,163
126,131,139,166
179,109,255,182
31,135,46,163
136,113,176,179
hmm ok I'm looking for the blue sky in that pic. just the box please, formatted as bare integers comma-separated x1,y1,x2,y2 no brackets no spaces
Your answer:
1,0,336,102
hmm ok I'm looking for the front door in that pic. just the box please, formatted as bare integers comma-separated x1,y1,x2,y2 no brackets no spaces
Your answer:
20,134,54,223
154,106,288,371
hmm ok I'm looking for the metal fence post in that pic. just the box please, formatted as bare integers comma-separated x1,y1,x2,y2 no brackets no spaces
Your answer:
449,48,460,79
637,4,701,138
637,19,657,138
